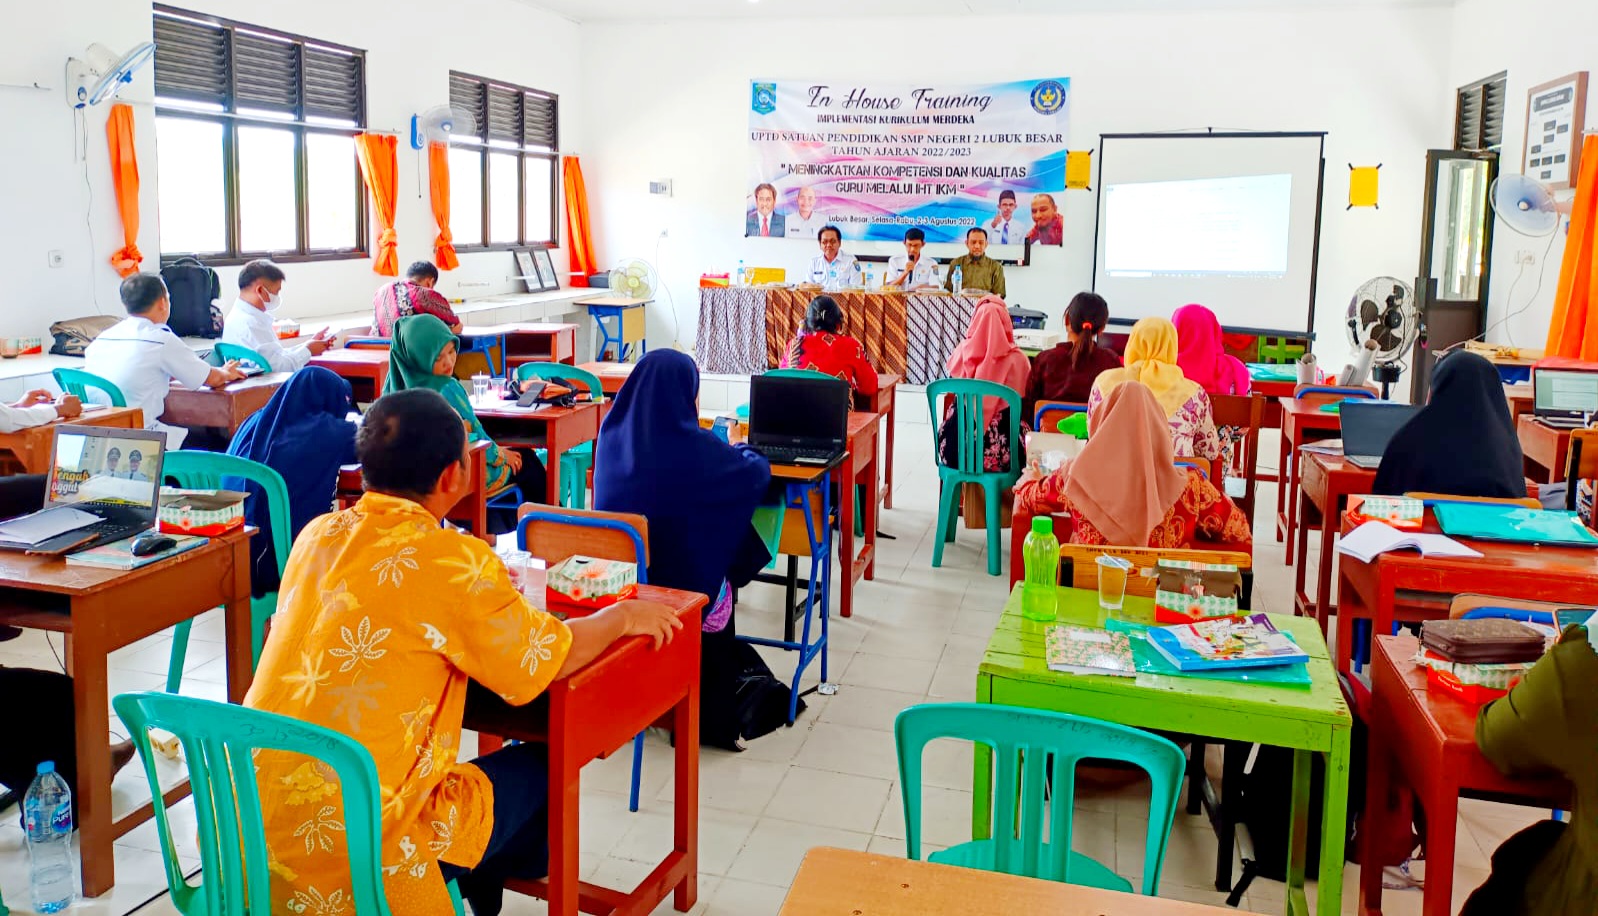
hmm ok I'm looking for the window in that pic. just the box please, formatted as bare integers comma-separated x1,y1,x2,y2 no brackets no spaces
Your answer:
448,71,560,250
152,6,367,264
1455,71,1508,153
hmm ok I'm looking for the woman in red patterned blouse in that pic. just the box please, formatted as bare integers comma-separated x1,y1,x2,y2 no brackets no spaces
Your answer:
779,295,880,395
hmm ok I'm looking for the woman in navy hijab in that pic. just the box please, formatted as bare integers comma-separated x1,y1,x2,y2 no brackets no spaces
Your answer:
1373,351,1525,499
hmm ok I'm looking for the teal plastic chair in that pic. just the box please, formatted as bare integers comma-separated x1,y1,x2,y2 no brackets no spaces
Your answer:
113,691,464,915
895,702,1185,895
515,362,604,509
927,378,1022,576
162,451,293,692
52,367,126,406
213,341,272,372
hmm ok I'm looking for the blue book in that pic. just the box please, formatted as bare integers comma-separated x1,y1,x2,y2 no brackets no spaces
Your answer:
1146,614,1309,672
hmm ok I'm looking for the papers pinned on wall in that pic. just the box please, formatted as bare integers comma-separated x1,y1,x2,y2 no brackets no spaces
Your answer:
1066,149,1094,190
1349,163,1381,209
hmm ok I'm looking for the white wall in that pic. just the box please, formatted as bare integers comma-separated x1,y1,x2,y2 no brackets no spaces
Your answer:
5,0,581,336
1449,0,1598,348
578,6,1455,361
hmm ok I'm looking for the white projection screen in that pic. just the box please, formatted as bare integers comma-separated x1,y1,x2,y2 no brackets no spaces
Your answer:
1092,133,1326,336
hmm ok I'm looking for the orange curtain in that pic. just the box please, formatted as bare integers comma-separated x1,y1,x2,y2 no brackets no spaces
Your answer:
354,133,399,276
427,142,459,271
1548,135,1598,360
106,104,143,277
563,155,597,287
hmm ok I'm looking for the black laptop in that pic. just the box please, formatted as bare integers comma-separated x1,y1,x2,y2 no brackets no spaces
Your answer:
747,374,851,466
1339,400,1419,469
0,426,166,554
1533,368,1598,429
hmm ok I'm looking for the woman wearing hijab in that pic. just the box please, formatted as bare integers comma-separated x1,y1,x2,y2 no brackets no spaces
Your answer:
1015,382,1251,549
224,366,357,594
780,295,880,395
1373,351,1525,498
1173,303,1252,396
383,314,547,522
1091,316,1222,460
938,296,1030,472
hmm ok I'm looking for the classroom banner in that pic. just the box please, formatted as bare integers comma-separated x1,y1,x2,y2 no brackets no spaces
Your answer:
746,78,1070,244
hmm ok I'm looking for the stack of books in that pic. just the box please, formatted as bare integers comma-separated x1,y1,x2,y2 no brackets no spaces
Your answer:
1046,614,1310,682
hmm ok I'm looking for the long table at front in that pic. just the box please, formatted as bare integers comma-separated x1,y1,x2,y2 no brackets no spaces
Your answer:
697,287,984,384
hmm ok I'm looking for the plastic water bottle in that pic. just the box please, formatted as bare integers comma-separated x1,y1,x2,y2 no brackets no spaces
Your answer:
951,265,964,293
736,260,746,286
861,265,873,289
1021,516,1061,622
25,761,76,913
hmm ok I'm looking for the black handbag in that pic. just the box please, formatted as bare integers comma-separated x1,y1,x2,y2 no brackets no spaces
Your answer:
159,257,223,338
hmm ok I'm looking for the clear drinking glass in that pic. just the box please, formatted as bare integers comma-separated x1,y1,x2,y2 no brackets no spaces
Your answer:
471,373,491,404
490,376,509,400
1096,555,1130,613
497,548,533,594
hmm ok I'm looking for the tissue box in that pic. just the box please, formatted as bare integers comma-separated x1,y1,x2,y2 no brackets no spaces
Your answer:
545,555,638,613
699,273,730,288
1154,560,1242,624
158,489,247,536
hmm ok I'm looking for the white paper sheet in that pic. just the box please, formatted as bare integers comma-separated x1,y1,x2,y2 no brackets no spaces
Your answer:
0,506,101,544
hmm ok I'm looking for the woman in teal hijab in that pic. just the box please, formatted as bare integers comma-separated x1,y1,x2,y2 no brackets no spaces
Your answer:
384,314,546,524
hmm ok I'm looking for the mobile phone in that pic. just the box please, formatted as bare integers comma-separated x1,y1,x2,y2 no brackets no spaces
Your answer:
1555,608,1596,631
516,381,547,408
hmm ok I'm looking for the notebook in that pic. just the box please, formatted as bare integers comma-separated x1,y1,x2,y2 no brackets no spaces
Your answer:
64,534,205,570
1146,614,1309,672
1432,503,1598,548
1044,625,1135,677
1337,520,1484,563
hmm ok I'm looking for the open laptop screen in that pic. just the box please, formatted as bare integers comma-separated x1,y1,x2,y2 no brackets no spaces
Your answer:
1340,401,1418,458
47,429,164,509
748,376,850,447
1535,369,1598,418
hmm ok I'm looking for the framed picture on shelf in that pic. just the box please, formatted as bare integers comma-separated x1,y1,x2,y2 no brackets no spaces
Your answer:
1523,72,1588,189
513,250,540,293
533,248,560,291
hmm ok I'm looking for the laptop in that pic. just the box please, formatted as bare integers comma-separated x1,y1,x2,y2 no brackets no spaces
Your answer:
1339,400,1419,469
1533,368,1598,428
746,374,851,466
0,426,166,555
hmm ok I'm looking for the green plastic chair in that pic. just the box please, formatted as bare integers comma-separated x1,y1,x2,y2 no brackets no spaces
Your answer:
162,451,293,692
895,702,1184,895
927,378,1022,576
113,691,464,915
52,367,126,407
213,341,273,372
514,362,605,509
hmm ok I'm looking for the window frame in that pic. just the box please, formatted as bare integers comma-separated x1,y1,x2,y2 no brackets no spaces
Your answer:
448,70,561,253
153,5,369,267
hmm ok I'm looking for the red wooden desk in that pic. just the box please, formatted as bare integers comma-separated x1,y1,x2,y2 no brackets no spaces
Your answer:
1296,451,1377,631
1275,396,1345,563
829,411,881,618
1335,502,1598,676
469,322,580,368
1504,383,1533,423
1517,414,1572,484
465,585,705,916
1359,636,1571,916
577,360,635,395
308,348,389,403
861,373,900,510
1252,377,1293,429
0,406,143,475
474,400,603,507
160,372,287,436
337,441,493,542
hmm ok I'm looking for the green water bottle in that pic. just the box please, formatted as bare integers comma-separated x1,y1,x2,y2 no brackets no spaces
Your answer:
1021,515,1060,621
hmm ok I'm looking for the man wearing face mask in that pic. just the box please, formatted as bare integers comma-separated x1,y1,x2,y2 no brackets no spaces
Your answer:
223,259,333,373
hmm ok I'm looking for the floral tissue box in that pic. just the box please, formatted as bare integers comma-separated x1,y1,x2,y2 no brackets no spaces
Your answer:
545,555,638,614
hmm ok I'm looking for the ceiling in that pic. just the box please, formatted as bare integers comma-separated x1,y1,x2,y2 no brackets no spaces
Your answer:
528,0,1450,23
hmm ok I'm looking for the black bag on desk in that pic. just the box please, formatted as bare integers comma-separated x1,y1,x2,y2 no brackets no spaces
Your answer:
160,257,224,338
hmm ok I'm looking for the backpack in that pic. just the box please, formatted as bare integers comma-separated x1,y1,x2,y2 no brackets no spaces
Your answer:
159,257,224,338
701,637,805,750
48,315,121,357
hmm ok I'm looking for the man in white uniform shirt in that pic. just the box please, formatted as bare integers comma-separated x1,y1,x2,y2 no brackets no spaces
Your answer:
885,228,941,290
988,190,1020,245
85,274,246,448
222,260,332,373
806,226,861,289
785,186,829,239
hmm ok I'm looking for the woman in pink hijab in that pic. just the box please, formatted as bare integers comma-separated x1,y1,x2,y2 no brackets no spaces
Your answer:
1173,304,1252,396
939,296,1030,472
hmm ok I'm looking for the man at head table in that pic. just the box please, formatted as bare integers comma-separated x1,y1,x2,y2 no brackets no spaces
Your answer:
885,228,941,290
944,227,1007,298
785,186,829,239
806,225,861,289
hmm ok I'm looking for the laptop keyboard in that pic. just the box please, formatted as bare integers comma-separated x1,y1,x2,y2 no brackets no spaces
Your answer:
757,446,835,465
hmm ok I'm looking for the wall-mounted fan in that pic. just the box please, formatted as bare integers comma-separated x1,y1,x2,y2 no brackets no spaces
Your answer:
410,105,475,150
1489,173,1563,237
66,42,155,109
1345,276,1418,398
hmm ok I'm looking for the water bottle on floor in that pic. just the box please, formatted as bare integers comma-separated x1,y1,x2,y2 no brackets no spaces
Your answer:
1021,516,1060,622
25,760,76,914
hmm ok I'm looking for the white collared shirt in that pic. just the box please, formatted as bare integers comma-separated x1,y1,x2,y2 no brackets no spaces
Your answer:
807,254,861,288
786,211,831,240
0,403,59,434
223,299,311,373
83,315,215,448
993,217,1017,245
885,253,942,290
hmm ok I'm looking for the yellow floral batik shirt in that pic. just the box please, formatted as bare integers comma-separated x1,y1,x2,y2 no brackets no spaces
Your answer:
244,492,572,915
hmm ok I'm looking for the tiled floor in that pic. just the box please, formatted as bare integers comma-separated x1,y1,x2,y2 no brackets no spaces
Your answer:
0,388,1543,915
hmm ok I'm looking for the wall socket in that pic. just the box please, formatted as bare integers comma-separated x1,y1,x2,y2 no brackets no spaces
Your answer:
47,250,64,268
659,228,669,238
1516,250,1537,266
648,179,673,196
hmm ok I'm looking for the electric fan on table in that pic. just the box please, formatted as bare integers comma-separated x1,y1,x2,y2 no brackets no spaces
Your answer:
609,260,659,300
1344,277,1418,399
65,42,155,108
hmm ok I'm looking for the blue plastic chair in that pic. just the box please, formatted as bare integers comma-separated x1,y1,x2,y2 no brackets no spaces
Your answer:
344,337,393,350
927,379,1022,576
113,691,464,915
516,509,652,813
1294,385,1376,402
895,703,1184,894
764,368,867,537
53,367,126,406
162,451,293,692
459,332,505,377
515,363,605,509
1033,401,1088,434
212,341,273,373
1174,458,1210,480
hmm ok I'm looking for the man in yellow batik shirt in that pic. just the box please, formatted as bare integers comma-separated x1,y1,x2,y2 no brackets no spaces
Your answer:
245,388,682,916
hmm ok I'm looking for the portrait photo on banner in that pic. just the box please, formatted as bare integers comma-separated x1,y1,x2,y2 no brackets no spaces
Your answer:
746,78,1070,244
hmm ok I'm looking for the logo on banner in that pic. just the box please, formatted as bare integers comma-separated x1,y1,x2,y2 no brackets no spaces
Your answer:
1030,80,1066,115
751,82,778,115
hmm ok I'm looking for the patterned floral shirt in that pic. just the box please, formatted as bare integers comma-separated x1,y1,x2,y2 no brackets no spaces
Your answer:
1088,385,1223,461
245,492,572,915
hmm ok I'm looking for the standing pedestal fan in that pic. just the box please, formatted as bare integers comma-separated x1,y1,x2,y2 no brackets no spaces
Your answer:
1346,277,1418,399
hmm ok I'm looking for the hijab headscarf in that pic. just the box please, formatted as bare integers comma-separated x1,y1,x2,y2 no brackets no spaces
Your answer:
593,350,772,601
383,313,458,395
1064,381,1189,546
1173,304,1252,396
945,296,1030,422
224,366,357,595
1373,351,1524,499
1092,316,1201,417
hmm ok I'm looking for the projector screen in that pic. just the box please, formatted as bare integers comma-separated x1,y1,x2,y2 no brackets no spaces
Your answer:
1092,133,1325,336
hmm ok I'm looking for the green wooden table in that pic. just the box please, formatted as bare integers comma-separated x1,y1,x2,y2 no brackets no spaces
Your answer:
976,586,1352,916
